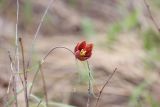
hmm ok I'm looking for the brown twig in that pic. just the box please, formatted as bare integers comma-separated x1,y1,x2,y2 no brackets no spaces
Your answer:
29,46,74,107
19,38,29,107
9,51,24,88
42,47,74,61
29,47,74,95
95,68,117,107
8,51,18,107
39,65,48,107
143,0,160,33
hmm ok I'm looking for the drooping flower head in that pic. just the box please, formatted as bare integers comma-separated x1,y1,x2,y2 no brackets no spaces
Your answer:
74,41,93,61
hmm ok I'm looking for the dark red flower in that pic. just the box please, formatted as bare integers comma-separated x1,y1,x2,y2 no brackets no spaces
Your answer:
74,41,93,61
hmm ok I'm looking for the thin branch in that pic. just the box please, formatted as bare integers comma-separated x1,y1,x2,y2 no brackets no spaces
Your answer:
30,46,74,106
36,99,43,107
39,66,48,107
15,0,20,86
75,60,98,107
7,75,13,94
27,0,54,68
14,0,20,106
95,68,117,107
87,70,91,107
12,76,18,107
33,0,54,42
29,61,41,95
15,0,19,46
77,60,98,107
8,51,24,87
143,0,160,33
29,46,74,107
86,61,98,97
42,47,74,62
85,61,92,107
19,38,29,107
29,46,74,95
8,51,18,107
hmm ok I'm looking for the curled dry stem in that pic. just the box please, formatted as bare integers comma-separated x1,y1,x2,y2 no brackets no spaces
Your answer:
29,46,74,107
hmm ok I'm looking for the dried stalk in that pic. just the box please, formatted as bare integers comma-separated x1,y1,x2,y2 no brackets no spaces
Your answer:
33,0,54,42
29,47,74,95
143,0,160,33
8,51,18,107
29,61,41,95
95,68,117,107
7,51,24,93
29,47,74,107
40,66,48,107
15,0,20,85
27,0,54,68
7,75,13,94
19,38,29,107
13,0,20,106
42,47,74,62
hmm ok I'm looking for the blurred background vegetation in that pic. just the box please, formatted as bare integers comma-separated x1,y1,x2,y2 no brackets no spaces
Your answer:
0,0,160,107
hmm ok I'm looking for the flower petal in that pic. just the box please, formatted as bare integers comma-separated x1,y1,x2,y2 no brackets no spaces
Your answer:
85,43,93,52
85,51,92,57
75,50,80,58
74,42,80,52
78,41,86,50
